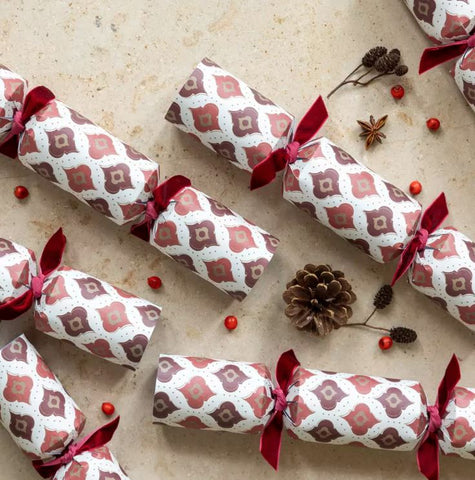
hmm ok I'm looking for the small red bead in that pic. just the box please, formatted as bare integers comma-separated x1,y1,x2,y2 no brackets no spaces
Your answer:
390,85,405,99
409,180,422,195
14,185,29,199
426,117,440,131
224,315,238,330
378,336,393,351
147,276,162,289
101,402,115,416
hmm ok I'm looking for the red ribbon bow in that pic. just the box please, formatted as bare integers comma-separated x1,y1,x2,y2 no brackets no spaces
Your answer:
419,33,475,74
260,349,300,470
250,96,328,190
417,355,461,480
0,85,55,159
0,228,66,320
130,175,191,242
32,416,120,479
391,193,448,286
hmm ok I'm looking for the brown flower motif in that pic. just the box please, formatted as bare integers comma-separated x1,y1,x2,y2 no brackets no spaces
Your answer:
120,334,149,363
330,144,357,165
86,198,113,218
46,127,78,158
75,277,108,299
312,380,348,410
164,102,184,125
311,169,341,199
19,129,40,156
244,143,273,169
444,268,473,296
157,356,184,383
153,221,180,247
210,141,238,163
250,87,274,106
464,240,475,263
348,239,371,256
0,238,18,257
377,387,412,418
188,221,219,251
372,427,406,449
412,0,436,24
207,197,234,217
1,337,28,362
384,181,411,203
365,207,395,236
123,142,150,161
153,392,179,419
326,204,356,230
84,339,115,358
9,413,34,441
58,307,93,337
170,254,197,272
190,104,220,132
215,365,250,392
205,258,235,283
179,67,206,97
230,107,260,137
210,401,245,428
292,201,318,220
64,165,96,193
39,388,66,417
308,420,343,443
261,232,280,254
463,80,475,107
98,472,122,480
136,305,161,327
102,164,133,194
243,258,269,288
30,162,59,183
69,109,93,125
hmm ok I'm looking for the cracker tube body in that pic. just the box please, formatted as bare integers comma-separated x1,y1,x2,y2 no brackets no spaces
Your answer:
0,230,160,369
0,65,159,225
130,175,279,300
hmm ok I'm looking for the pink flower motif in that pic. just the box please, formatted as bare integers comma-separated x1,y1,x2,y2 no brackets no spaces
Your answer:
120,334,149,364
454,387,475,408
190,104,220,132
288,395,314,426
47,128,78,158
120,202,145,221
153,221,180,247
84,339,115,358
188,220,219,251
244,386,273,418
311,169,341,198
174,188,203,216
6,260,30,289
384,181,411,203
244,143,273,169
377,387,412,418
75,277,107,299
227,225,257,253
135,305,161,327
31,162,59,183
372,427,406,449
408,413,429,437
153,391,179,419
349,172,377,198
9,413,34,441
0,107,7,129
64,461,89,480
210,141,238,163
379,243,404,262
428,233,458,259
170,254,197,272
186,357,216,368
3,374,33,403
230,107,260,137
261,232,280,254
404,211,421,236
87,134,117,159
464,240,475,263
308,420,343,443
284,168,302,192
178,416,208,429
215,365,250,392
411,263,434,288
123,142,150,161
205,258,235,283
460,49,475,71
19,129,40,156
90,446,113,461
250,87,274,106
243,258,269,288
214,75,243,98
347,375,381,395
330,144,357,164
179,67,206,97
444,267,473,296
157,356,184,383
98,471,122,480
39,388,66,417
457,304,475,325
40,428,70,454
102,163,133,194
344,403,380,435
462,80,475,107
210,401,245,428
43,275,70,305
64,165,96,193
2,78,24,102
179,376,215,408
365,206,395,236
412,0,436,24
267,113,292,138
143,169,158,192
325,204,355,230
446,417,475,448
58,307,93,336
0,238,17,257
36,354,56,379
97,302,131,333
312,380,348,410
441,13,471,39
34,311,54,332
69,109,93,125
86,198,113,218
207,197,234,217
164,102,183,125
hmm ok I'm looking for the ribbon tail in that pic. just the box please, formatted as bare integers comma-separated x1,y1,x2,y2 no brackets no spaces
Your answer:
436,354,461,412
419,43,469,74
275,349,300,389
40,228,66,276
22,86,55,121
391,239,419,286
0,135,20,158
0,290,34,320
130,219,152,242
293,96,329,145
250,149,286,190
153,175,191,207
417,433,440,480
420,193,448,232
260,412,284,470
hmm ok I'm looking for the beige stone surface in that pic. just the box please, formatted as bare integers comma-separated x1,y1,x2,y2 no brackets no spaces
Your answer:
1,0,474,478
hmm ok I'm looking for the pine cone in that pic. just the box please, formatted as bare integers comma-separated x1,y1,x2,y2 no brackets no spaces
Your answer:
283,264,357,336
390,327,417,344
362,46,387,68
374,49,401,73
373,285,393,310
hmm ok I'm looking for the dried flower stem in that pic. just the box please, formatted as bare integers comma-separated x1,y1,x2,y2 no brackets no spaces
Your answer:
342,322,389,332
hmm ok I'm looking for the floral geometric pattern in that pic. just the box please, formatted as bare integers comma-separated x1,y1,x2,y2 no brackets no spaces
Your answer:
165,58,294,172
409,228,475,331
148,186,278,299
0,66,159,225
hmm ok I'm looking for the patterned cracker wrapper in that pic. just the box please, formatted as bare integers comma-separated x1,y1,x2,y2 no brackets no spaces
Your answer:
0,335,86,460
409,227,475,331
0,237,161,369
153,354,275,433
282,138,422,263
165,58,294,173
0,66,159,225
148,185,279,300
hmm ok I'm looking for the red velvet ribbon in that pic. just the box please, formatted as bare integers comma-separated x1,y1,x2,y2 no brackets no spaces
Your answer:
0,85,55,158
419,33,475,74
391,193,448,286
260,349,300,470
32,416,120,479
417,355,461,480
0,228,66,320
130,175,191,242
250,96,328,190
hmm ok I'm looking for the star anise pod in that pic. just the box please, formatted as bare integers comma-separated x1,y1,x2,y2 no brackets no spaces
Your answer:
357,115,388,149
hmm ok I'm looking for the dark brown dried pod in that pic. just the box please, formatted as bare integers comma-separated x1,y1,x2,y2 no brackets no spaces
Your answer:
373,285,393,310
394,64,409,76
374,50,401,73
390,327,418,344
362,46,388,68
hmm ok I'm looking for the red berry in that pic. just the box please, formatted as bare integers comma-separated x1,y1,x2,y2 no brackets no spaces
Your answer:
379,336,393,351
409,180,422,195
14,185,29,199
147,276,162,289
224,315,238,330
101,402,115,415
390,85,405,99
426,117,440,131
